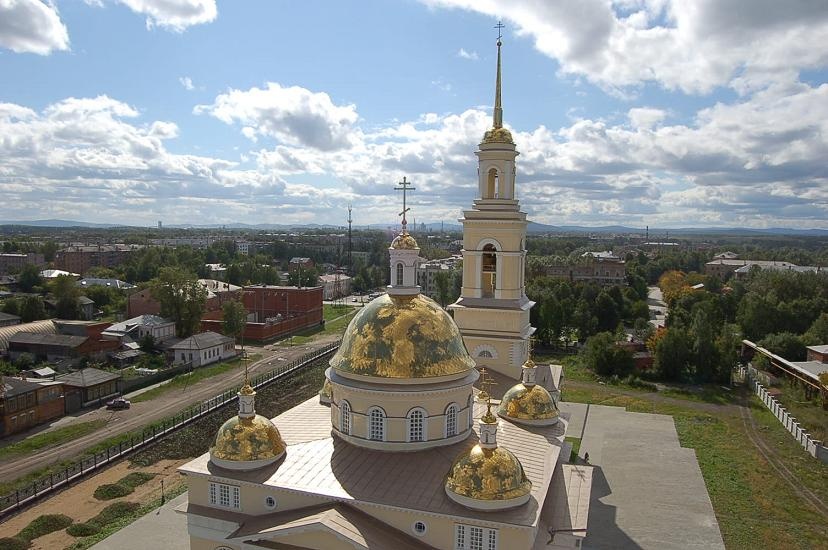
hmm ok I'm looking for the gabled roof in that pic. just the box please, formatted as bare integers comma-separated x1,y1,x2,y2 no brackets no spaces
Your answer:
0,320,57,351
0,312,21,323
228,503,433,549
104,315,173,335
170,331,233,350
9,332,87,347
57,367,121,387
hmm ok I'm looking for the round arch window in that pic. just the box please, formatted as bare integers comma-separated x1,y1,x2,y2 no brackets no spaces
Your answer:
264,496,277,510
412,521,427,535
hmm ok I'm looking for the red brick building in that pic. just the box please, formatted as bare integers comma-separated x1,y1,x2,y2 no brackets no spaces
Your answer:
55,245,140,275
201,285,323,341
0,377,65,436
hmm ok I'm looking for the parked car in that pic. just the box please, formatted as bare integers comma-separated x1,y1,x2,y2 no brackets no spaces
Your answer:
106,397,131,410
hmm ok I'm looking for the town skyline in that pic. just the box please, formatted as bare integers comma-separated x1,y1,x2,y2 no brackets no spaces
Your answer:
1,1,827,229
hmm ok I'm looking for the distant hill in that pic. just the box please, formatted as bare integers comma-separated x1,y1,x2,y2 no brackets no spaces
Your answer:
2,219,826,236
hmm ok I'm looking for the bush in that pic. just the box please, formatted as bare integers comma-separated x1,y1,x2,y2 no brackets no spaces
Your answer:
17,514,73,542
623,375,658,391
0,537,29,550
93,483,132,500
66,523,101,537
120,472,155,488
91,501,141,526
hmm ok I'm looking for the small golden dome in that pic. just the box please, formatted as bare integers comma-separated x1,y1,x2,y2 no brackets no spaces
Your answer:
318,378,332,404
390,232,418,250
497,383,559,425
331,293,475,380
445,444,532,504
211,415,286,467
482,126,514,144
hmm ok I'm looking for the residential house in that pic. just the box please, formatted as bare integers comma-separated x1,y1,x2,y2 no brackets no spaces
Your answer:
8,333,88,362
0,253,46,276
102,314,176,345
170,331,236,367
288,257,314,273
77,278,136,290
0,376,65,436
0,320,57,356
318,273,352,300
58,367,122,412
0,312,21,327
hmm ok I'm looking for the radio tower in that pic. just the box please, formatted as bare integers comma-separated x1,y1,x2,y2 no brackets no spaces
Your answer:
347,204,353,276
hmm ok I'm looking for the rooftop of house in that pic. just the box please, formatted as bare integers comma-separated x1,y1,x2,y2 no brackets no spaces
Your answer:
170,331,233,350
104,315,173,335
0,312,21,323
77,278,136,290
1,376,44,398
9,332,88,348
807,345,828,354
0,320,57,351
57,367,121,387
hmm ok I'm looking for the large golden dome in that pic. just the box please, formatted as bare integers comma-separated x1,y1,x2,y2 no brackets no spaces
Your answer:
211,414,286,468
330,293,475,380
445,444,532,504
482,126,514,144
497,383,559,425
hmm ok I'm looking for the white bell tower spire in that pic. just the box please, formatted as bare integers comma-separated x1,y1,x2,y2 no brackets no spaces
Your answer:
387,177,421,297
449,23,536,380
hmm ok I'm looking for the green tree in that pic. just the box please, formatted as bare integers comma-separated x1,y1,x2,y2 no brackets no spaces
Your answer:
581,331,634,377
139,334,156,352
594,290,620,333
50,275,81,319
2,297,20,316
804,313,828,345
222,299,247,343
758,332,806,361
434,271,451,308
150,268,207,337
691,308,719,382
654,327,692,381
19,296,47,322
288,267,319,288
17,263,43,292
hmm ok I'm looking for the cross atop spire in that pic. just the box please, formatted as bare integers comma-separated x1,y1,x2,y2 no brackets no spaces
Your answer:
493,21,504,129
394,176,415,231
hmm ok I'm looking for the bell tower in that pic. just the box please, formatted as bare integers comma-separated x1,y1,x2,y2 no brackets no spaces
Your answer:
449,25,535,380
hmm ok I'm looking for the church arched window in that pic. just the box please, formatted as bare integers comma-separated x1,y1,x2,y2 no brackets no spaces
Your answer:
482,244,497,298
368,407,386,441
407,408,426,442
396,262,404,286
445,403,458,437
486,168,498,199
478,350,493,358
340,400,351,435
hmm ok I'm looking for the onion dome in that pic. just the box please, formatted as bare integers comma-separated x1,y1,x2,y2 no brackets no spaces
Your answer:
330,293,475,382
497,356,559,426
390,231,418,250
318,378,332,404
210,381,286,470
482,126,514,145
445,398,531,510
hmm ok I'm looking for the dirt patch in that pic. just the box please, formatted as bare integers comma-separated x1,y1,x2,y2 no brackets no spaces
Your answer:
0,458,187,549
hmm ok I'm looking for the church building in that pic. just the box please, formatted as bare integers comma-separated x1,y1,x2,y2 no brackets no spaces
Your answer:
179,31,591,550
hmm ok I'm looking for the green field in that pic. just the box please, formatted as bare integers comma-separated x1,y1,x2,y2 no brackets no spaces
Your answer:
0,420,107,461
131,358,250,403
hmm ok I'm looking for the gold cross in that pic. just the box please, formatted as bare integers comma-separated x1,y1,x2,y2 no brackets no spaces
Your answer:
494,21,505,42
394,176,415,229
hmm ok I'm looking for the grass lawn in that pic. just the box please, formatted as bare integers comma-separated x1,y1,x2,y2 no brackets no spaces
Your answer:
280,308,357,346
565,436,582,462
0,420,107,461
772,386,827,442
323,303,353,321
563,384,828,549
131,359,243,403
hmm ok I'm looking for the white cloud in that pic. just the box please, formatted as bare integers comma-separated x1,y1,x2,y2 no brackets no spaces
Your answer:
195,83,359,151
0,0,69,55
458,48,478,60
117,0,216,31
627,107,666,129
420,0,828,94
179,76,194,90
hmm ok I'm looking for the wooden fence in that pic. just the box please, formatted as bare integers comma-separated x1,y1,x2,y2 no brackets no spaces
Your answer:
0,341,340,518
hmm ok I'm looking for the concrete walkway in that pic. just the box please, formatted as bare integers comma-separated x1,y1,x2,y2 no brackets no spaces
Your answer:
91,492,189,550
575,404,724,550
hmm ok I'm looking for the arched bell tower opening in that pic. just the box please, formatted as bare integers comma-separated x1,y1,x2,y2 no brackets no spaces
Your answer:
486,168,498,199
481,244,497,298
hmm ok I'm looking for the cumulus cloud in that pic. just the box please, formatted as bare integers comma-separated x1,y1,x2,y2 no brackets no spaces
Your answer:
0,0,69,54
179,76,194,90
420,0,828,94
117,0,217,31
458,48,478,60
195,83,359,151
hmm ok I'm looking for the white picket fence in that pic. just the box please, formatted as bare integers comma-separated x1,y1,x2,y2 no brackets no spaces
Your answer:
741,365,828,464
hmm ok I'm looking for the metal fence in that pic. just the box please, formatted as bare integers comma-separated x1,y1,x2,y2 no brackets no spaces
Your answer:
0,340,341,519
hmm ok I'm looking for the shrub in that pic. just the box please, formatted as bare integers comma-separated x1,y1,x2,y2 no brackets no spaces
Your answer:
120,472,155,488
0,537,29,550
93,483,132,500
91,501,141,526
17,514,72,542
66,523,101,537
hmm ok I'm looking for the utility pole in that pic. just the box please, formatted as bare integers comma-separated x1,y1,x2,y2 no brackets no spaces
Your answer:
347,204,353,276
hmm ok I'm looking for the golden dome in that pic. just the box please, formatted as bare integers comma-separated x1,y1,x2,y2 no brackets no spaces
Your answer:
390,232,418,250
211,414,286,466
330,293,475,380
497,383,559,424
482,126,514,144
445,444,532,503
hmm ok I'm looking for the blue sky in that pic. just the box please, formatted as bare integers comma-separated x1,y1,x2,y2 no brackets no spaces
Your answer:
1,0,827,229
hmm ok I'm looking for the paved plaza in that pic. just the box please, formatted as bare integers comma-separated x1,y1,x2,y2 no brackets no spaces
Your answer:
91,492,189,550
